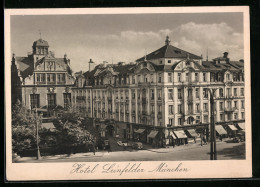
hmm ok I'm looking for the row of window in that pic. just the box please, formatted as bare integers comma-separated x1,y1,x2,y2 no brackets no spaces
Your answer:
36,73,66,83
93,71,244,86
30,93,71,109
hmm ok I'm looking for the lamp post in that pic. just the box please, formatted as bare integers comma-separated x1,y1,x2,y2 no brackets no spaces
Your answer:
34,108,42,160
206,88,218,160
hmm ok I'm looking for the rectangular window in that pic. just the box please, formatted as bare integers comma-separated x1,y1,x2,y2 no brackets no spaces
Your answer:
204,115,209,123
240,88,244,96
168,89,173,100
196,103,200,113
178,118,182,126
203,103,208,112
168,73,172,82
30,94,40,109
195,73,199,82
138,75,141,83
63,93,71,109
132,91,135,99
234,113,238,120
195,88,200,98
241,100,244,109
47,94,56,108
151,89,154,100
178,89,182,99
132,76,135,84
159,60,163,64
169,105,173,115
241,112,245,119
36,74,40,82
234,101,238,109
178,104,182,113
158,105,162,112
227,101,232,109
227,88,231,97
203,88,208,98
168,60,171,63
178,73,181,82
169,118,173,126
150,74,153,83
151,105,154,112
234,88,237,96
220,113,224,121
158,74,162,83
186,73,190,82
158,90,162,99
219,102,224,111
203,73,206,82
219,88,224,97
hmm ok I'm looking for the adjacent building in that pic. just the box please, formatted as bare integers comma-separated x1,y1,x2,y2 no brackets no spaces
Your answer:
11,38,75,115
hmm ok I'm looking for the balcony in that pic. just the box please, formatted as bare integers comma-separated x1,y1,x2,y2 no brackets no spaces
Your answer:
132,111,136,115
186,110,194,115
138,82,151,87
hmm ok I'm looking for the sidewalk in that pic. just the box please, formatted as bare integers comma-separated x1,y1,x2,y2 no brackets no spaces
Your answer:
14,141,230,163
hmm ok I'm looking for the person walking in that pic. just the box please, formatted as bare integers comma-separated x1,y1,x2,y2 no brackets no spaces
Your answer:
200,133,203,146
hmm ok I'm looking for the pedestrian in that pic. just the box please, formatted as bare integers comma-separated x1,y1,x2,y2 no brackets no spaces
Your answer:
203,135,207,145
200,134,203,146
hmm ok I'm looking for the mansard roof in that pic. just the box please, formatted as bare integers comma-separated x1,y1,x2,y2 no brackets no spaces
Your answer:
136,44,202,62
202,61,243,72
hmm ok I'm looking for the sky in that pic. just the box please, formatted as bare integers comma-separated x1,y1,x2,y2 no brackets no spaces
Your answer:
10,13,244,73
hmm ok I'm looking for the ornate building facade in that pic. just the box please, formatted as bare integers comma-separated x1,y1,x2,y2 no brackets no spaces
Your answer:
72,36,245,146
12,36,245,146
11,38,75,115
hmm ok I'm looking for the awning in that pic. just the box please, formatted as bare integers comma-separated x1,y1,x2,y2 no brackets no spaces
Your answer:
42,122,55,130
215,125,227,135
147,130,158,138
238,123,245,130
187,129,198,137
228,125,238,131
170,131,177,139
174,130,188,139
134,129,146,134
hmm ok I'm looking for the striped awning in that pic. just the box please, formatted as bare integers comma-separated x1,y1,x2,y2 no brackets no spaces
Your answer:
147,130,158,138
187,129,198,137
134,129,146,134
238,123,245,130
174,130,188,139
215,125,227,135
170,131,177,139
228,125,238,131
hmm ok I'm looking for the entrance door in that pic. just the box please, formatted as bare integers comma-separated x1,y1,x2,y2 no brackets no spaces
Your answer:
106,125,114,137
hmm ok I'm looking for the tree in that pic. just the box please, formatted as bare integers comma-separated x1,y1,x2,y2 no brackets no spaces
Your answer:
12,100,37,152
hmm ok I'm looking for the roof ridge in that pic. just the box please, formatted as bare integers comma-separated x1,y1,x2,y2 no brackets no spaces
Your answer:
164,44,169,58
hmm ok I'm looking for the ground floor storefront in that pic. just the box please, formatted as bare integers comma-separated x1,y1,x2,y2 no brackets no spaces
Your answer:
93,119,245,148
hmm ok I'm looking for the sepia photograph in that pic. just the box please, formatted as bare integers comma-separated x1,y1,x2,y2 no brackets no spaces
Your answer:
5,7,251,180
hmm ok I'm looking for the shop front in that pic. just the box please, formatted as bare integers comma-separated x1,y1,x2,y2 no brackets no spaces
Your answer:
227,124,238,137
173,130,188,145
133,128,147,142
215,125,228,139
185,129,198,143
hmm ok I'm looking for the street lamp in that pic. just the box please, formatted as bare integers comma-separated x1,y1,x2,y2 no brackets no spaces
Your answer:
34,108,42,160
206,88,218,160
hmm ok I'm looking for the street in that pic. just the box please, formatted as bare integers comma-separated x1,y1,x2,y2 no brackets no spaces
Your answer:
14,140,245,163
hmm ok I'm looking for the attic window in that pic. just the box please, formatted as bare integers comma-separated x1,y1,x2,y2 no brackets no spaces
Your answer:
174,50,181,54
168,60,171,63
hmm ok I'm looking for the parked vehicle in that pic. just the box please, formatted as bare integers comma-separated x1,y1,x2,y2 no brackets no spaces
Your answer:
117,141,128,146
132,142,143,150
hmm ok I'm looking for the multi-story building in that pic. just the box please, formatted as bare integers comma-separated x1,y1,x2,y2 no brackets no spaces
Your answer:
11,37,75,115
73,36,245,146
12,36,245,147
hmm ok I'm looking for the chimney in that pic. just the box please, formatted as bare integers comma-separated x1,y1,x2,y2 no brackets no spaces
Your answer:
223,52,228,58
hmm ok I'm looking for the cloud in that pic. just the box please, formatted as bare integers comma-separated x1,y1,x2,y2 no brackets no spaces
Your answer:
23,22,243,73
